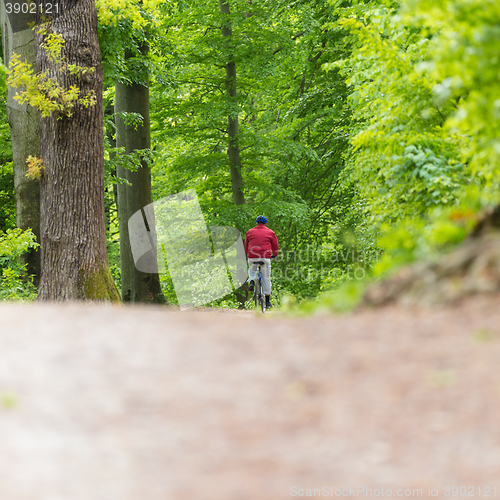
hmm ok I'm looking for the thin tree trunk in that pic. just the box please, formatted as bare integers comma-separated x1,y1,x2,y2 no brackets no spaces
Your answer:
35,0,119,301
219,0,246,309
0,4,41,284
115,73,165,303
219,0,245,206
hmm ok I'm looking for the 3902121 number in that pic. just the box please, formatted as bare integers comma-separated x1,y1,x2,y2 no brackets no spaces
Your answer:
443,486,497,497
5,3,59,14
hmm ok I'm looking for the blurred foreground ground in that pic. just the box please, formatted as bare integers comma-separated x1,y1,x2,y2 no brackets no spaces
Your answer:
1,296,500,499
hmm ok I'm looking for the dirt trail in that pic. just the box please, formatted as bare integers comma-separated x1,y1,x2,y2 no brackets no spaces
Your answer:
1,296,500,499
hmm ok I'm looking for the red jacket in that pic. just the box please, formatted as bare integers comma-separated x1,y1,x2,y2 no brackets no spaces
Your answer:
244,224,279,259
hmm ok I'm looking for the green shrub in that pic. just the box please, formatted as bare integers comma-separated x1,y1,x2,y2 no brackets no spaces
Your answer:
0,228,39,300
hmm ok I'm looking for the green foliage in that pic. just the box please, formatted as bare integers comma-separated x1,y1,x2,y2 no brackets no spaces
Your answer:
400,0,500,185
291,0,500,313
0,161,15,231
280,278,368,315
372,185,494,277
98,0,158,87
97,0,161,29
38,30,65,63
146,0,356,304
26,155,44,180
0,228,39,301
388,145,464,207
7,31,96,118
0,63,14,232
328,5,468,225
3,0,490,309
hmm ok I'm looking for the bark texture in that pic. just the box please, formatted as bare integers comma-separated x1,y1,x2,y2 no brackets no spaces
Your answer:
35,0,119,301
115,84,132,302
219,0,245,206
115,77,165,303
0,5,41,283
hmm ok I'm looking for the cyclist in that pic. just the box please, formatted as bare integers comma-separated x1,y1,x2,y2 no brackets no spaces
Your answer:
244,215,279,309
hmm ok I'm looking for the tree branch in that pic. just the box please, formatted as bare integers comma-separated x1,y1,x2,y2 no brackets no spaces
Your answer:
273,30,307,55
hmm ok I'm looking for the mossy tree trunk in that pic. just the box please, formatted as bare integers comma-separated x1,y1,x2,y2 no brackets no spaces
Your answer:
0,3,41,284
35,0,119,301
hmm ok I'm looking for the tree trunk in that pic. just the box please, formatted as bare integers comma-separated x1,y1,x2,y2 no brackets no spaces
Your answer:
0,4,41,284
35,0,119,301
219,0,245,206
115,76,165,303
115,83,132,302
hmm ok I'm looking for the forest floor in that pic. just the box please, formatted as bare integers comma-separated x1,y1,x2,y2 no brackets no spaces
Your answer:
1,293,500,499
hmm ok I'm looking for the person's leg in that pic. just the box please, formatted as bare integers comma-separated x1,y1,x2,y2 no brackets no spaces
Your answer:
261,258,272,295
260,259,273,308
247,260,258,290
265,295,272,308
247,260,258,280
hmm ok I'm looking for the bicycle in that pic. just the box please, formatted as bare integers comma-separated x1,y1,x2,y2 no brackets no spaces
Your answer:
252,261,266,313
